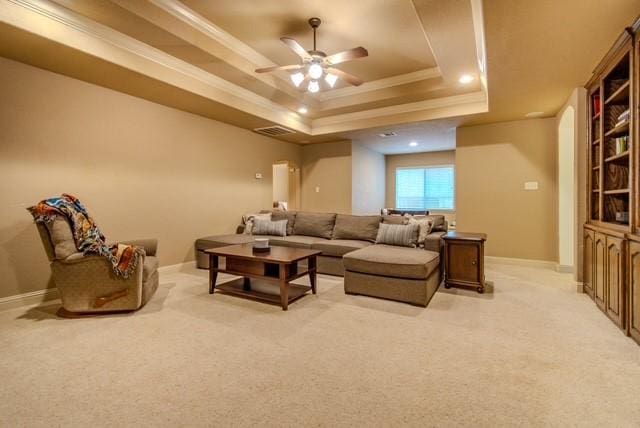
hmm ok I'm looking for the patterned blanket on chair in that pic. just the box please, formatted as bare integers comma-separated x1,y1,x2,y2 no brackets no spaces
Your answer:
27,193,142,278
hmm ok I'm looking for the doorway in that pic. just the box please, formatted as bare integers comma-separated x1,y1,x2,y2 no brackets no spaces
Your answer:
558,106,576,272
272,161,300,210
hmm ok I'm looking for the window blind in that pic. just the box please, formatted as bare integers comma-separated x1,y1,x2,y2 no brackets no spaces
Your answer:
395,166,455,210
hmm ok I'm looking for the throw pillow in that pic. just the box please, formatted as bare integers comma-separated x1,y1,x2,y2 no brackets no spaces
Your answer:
243,213,271,235
271,210,296,235
252,219,287,237
408,216,433,246
375,223,419,248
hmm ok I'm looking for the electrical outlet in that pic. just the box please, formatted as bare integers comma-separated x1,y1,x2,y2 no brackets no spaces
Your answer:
524,181,538,190
255,173,263,179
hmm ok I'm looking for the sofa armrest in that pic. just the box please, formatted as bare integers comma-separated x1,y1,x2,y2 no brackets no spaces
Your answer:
119,238,157,256
424,231,446,253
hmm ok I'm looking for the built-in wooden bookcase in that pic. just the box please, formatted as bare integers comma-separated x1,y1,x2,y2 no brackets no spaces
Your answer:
588,45,633,229
584,20,639,343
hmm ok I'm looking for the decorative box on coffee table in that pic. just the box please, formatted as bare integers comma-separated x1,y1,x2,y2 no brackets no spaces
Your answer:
443,232,487,293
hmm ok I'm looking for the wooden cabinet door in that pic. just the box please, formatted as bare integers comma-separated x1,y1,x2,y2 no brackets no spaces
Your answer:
594,232,606,311
628,241,640,343
583,229,595,298
605,235,625,328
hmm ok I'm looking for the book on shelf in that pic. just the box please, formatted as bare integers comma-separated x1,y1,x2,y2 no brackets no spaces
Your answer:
615,109,630,127
614,136,629,154
592,94,601,116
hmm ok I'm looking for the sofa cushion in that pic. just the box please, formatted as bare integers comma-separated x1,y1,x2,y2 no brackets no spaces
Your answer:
46,217,77,260
332,214,381,242
196,234,255,251
143,256,159,282
375,223,419,248
424,231,446,253
292,212,336,239
252,219,287,236
382,215,406,225
271,210,296,236
343,244,439,280
311,239,372,257
263,235,328,249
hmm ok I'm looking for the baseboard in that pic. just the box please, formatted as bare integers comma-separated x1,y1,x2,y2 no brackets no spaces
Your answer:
484,256,557,270
0,288,60,312
556,264,574,274
576,282,584,293
158,260,196,274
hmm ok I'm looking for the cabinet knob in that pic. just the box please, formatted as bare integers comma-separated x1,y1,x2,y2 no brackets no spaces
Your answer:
472,260,477,266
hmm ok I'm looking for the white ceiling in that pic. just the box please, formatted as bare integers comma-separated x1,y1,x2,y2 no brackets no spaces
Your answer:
347,118,459,155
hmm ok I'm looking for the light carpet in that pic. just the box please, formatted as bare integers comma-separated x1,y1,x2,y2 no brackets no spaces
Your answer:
1,262,640,427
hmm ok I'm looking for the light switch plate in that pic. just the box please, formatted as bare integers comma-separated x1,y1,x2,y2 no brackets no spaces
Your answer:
524,181,539,190
315,186,320,193
255,173,263,179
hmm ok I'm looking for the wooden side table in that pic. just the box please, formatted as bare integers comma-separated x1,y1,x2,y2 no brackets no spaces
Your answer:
443,232,487,293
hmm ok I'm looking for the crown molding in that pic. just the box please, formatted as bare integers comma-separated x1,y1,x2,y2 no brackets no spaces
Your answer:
313,91,486,127
316,67,442,102
149,0,275,68
4,0,311,133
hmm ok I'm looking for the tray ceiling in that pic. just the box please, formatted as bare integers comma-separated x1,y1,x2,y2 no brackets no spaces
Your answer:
0,0,488,143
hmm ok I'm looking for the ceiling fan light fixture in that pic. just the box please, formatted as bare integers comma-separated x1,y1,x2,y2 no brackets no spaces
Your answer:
325,73,338,87
308,80,320,93
308,63,324,80
291,72,305,87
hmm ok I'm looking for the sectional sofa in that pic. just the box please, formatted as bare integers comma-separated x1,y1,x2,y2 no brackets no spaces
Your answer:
195,211,447,306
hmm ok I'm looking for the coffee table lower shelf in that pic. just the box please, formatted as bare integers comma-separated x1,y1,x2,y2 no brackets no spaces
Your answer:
215,278,312,307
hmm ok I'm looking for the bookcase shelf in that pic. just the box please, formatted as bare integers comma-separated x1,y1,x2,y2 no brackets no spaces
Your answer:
605,120,630,138
605,80,630,104
605,151,629,163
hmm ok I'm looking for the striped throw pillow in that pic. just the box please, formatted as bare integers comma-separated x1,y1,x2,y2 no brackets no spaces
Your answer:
252,219,288,237
375,223,419,248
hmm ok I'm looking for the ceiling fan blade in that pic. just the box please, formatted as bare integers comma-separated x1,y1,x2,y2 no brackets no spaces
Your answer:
255,64,303,73
324,47,368,66
280,37,311,60
326,67,363,86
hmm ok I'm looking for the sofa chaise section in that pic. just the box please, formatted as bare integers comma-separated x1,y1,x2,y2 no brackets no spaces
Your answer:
343,244,441,307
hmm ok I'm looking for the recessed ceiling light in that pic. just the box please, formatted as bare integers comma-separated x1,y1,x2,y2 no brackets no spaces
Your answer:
378,131,397,138
298,106,308,114
525,111,545,118
409,141,418,147
459,74,474,84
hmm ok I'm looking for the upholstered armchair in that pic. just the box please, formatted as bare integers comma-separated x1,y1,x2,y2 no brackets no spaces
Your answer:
35,217,159,315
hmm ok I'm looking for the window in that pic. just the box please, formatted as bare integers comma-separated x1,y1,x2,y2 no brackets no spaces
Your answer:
395,165,455,210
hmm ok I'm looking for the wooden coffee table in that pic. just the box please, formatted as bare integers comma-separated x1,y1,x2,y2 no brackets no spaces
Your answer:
205,244,321,310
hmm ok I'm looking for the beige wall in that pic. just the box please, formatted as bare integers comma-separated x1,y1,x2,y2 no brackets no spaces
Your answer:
456,119,557,261
0,57,301,299
300,141,352,214
385,150,456,224
352,143,385,215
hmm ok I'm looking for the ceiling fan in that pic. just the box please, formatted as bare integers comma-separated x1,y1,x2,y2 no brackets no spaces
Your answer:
255,17,368,93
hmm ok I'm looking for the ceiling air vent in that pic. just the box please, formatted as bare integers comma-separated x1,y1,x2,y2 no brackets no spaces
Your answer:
253,125,295,137
378,131,397,138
